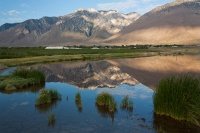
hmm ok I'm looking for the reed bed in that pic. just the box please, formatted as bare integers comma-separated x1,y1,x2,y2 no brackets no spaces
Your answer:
153,75,200,126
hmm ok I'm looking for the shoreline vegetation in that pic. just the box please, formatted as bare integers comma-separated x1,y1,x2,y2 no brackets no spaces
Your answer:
153,75,200,126
0,45,199,67
0,69,45,91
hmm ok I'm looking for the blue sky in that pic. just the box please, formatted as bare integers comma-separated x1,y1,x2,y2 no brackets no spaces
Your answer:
0,0,174,26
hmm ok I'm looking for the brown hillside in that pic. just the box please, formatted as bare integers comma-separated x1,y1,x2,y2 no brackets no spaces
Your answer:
106,0,200,45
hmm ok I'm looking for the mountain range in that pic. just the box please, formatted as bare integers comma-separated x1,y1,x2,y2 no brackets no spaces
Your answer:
0,9,139,46
0,0,200,46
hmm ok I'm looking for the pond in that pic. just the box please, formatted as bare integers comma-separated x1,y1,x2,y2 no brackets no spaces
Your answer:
0,60,199,133
0,67,15,76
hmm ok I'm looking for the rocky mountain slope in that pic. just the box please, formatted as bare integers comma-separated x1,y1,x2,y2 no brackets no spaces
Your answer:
0,23,19,32
0,9,140,46
106,0,200,45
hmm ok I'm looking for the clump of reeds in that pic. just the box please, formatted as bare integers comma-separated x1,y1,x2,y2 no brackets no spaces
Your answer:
0,69,45,91
153,75,200,126
120,95,133,112
48,113,55,126
96,92,117,113
35,89,61,105
75,92,82,112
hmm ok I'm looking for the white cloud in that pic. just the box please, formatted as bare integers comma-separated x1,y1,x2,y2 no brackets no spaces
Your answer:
8,10,20,16
21,4,29,8
97,0,137,12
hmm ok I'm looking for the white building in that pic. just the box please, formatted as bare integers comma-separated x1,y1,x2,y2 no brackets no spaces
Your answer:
45,46,64,49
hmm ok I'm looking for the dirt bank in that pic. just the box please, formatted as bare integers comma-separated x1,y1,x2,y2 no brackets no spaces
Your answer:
107,55,200,90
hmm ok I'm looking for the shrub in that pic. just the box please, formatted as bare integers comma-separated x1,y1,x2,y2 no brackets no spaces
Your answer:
153,75,200,126
120,95,133,112
96,92,117,113
35,89,61,105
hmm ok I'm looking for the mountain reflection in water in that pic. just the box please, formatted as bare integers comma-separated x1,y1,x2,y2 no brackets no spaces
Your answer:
30,61,138,90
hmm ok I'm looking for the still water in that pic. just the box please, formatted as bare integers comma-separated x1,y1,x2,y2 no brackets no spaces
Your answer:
0,82,155,133
0,82,199,133
0,60,200,133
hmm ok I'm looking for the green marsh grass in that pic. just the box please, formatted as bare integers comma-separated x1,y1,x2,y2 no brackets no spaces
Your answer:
13,69,45,83
153,75,200,126
75,92,81,102
96,92,117,113
120,95,133,112
0,47,152,59
0,46,199,67
75,92,82,112
0,69,45,91
48,113,55,126
0,47,160,67
35,89,61,105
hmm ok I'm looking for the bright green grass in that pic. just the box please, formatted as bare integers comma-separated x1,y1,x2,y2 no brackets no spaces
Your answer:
35,89,61,105
0,69,45,91
0,47,160,67
153,75,200,126
96,92,117,113
0,47,152,59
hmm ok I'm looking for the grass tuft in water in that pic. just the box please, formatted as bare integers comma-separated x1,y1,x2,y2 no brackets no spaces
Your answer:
48,113,55,126
75,92,82,112
0,69,45,91
96,92,117,113
35,89,61,105
120,95,133,112
153,75,200,126
75,92,81,102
